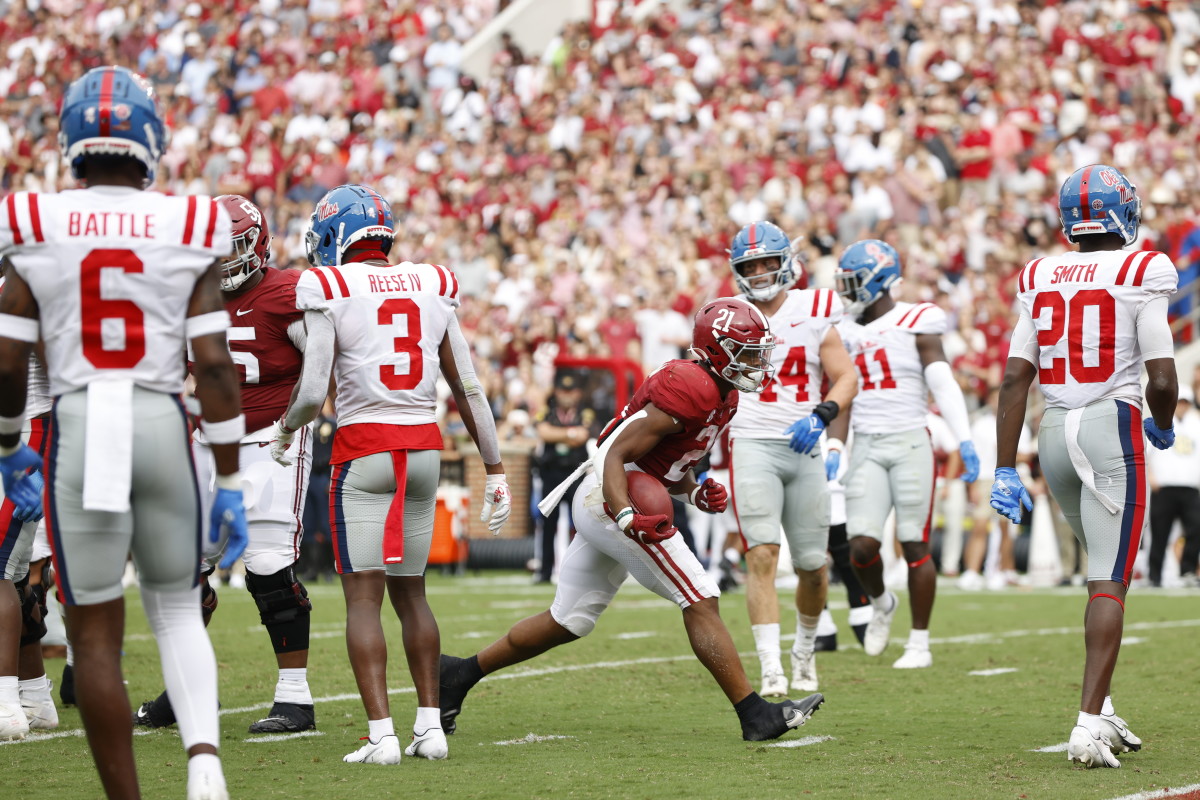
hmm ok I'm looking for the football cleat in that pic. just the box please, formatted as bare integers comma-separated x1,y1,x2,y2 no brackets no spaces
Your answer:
863,592,897,657
59,663,75,707
405,727,449,760
248,702,316,734
186,770,229,800
813,632,838,652
956,571,984,591
0,701,30,741
344,734,402,765
742,693,824,742
1098,713,1142,754
132,691,177,728
892,646,933,670
1067,725,1121,768
21,688,59,731
791,649,819,692
760,669,789,698
439,654,474,735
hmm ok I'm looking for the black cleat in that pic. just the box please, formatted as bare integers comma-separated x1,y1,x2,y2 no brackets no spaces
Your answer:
439,654,475,735
813,633,838,652
741,693,824,742
59,664,76,707
248,702,316,734
851,623,867,647
132,691,176,728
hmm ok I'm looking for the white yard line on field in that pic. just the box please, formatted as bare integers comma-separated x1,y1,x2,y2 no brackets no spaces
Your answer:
764,735,835,748
1030,742,1069,752
490,733,574,746
243,731,325,743
968,668,1019,676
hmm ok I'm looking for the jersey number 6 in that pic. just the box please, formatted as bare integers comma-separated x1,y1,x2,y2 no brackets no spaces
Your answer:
1032,289,1115,384
81,248,146,369
378,297,423,391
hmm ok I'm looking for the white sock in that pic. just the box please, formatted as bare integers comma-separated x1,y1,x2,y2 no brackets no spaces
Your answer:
18,675,51,700
1102,696,1115,716
65,641,74,667
907,629,930,650
0,675,18,706
870,591,895,613
368,717,395,741
816,608,837,637
751,623,782,673
141,586,220,751
275,667,312,704
1077,711,1105,732
187,752,224,788
794,614,820,655
415,706,441,734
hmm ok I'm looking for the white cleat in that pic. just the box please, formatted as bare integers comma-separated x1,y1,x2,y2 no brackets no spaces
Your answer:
404,727,449,760
186,772,230,800
892,646,932,669
790,649,819,692
344,734,402,765
1067,725,1121,768
956,571,984,591
21,696,59,730
1098,713,1142,754
863,592,897,656
760,670,789,698
0,702,30,741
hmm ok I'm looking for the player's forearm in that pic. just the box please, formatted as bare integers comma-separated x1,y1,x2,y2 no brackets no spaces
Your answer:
1144,357,1178,430
282,311,334,432
995,358,1035,469
0,341,31,450
443,318,502,467
823,367,858,412
924,360,972,443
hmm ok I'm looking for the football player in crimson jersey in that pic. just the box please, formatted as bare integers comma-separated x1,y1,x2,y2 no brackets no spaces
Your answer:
439,298,826,743
271,184,512,765
992,165,1176,768
834,239,980,670
725,222,858,698
134,194,319,736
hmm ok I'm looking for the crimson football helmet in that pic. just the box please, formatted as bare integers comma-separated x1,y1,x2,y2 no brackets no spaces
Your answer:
216,194,271,292
690,298,775,392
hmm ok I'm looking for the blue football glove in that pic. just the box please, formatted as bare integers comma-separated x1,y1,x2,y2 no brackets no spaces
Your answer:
825,449,841,481
990,467,1033,525
0,443,44,523
959,441,980,483
211,487,249,570
1144,417,1175,450
786,414,825,455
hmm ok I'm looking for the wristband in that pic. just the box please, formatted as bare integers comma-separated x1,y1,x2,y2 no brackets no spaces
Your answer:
614,506,635,531
687,485,700,506
813,401,840,425
277,417,296,435
214,472,242,491
0,313,39,343
202,414,246,444
0,414,25,436
826,437,845,453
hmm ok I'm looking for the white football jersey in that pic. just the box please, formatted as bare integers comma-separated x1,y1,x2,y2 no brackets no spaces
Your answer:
296,260,459,427
839,301,946,435
1013,249,1177,409
729,288,844,438
0,188,231,396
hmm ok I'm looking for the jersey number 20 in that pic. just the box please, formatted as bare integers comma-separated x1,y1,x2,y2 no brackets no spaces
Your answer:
1032,289,1115,384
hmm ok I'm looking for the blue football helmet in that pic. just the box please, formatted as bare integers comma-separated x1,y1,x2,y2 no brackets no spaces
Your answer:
1058,164,1140,246
836,239,902,313
59,66,167,186
729,221,796,302
305,184,395,267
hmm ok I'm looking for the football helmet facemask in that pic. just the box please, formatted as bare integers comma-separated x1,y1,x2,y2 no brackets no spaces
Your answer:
216,194,271,292
729,221,796,302
836,239,902,315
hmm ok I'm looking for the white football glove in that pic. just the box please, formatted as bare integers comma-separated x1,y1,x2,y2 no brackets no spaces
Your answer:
481,473,512,535
269,419,296,466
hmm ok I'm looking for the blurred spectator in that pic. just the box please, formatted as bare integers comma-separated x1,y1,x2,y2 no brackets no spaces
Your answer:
1146,385,1200,588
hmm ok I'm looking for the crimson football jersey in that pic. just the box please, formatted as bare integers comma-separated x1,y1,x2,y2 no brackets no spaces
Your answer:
219,268,304,432
596,360,738,485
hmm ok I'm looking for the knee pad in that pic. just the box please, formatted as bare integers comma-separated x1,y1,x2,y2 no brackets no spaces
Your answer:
200,577,219,627
551,591,608,638
246,565,312,653
793,551,828,573
15,575,48,646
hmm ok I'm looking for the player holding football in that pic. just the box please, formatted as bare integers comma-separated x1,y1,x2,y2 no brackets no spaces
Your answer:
271,183,512,765
0,66,247,800
991,165,1173,768
835,240,980,669
134,194,319,735
439,298,825,742
725,221,857,697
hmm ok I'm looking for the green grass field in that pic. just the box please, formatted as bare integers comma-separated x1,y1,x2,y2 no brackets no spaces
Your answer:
4,574,1199,800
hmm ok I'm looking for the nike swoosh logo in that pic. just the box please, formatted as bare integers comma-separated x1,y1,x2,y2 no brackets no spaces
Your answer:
791,321,804,327
236,309,253,316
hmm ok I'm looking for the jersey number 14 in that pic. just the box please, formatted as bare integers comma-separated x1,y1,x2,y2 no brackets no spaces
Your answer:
759,346,808,403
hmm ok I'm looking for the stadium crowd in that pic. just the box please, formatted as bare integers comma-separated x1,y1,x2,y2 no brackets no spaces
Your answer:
4,0,1200,585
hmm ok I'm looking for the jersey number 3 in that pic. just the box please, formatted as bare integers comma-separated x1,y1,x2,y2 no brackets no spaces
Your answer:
81,249,145,369
1032,289,1115,384
378,298,423,391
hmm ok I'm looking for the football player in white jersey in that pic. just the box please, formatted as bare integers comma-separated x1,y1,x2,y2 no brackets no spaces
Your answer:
0,67,248,800
834,239,980,669
991,165,1176,768
725,222,858,697
270,184,512,765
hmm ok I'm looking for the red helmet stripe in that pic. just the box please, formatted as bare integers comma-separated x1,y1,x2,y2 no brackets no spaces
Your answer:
1079,165,1093,221
747,223,757,248
98,68,115,137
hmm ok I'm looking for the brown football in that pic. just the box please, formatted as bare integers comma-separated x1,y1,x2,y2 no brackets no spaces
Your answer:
626,470,674,521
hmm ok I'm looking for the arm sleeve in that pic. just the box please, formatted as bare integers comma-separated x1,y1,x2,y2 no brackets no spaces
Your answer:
445,314,501,465
1136,295,1175,361
924,359,973,443
1006,311,1039,364
281,310,335,432
286,318,307,351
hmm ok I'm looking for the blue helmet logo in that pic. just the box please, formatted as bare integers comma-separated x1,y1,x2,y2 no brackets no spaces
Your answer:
305,184,395,267
59,66,167,185
729,221,796,302
836,239,902,312
1058,164,1140,246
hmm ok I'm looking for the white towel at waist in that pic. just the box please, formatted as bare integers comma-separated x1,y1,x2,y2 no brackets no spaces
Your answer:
83,379,134,513
1064,406,1121,515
